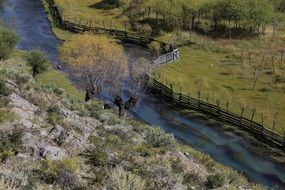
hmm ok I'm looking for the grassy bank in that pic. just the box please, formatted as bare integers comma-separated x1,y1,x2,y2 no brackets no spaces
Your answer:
0,47,267,190
46,0,285,135
54,0,126,30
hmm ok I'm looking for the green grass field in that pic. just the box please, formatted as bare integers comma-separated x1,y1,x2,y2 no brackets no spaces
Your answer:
54,0,127,30
49,0,285,135
37,69,85,100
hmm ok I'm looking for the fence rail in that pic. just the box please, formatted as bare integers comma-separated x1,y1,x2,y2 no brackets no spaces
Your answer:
45,0,180,66
153,49,180,66
146,77,285,149
44,0,285,150
45,0,165,46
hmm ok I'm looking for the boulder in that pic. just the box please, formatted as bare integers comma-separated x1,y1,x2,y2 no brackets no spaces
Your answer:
39,145,67,160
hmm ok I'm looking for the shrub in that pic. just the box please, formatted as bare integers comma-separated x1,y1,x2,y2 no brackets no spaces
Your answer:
132,144,154,157
40,158,78,185
0,109,16,123
171,158,183,174
15,73,31,86
152,167,176,189
227,170,240,184
0,97,10,108
26,50,49,77
47,105,65,126
86,148,109,167
0,78,11,96
91,167,108,185
183,172,202,186
133,23,152,35
0,129,23,162
148,41,161,56
206,173,225,189
145,127,176,150
57,169,77,190
108,167,146,190
0,27,19,60
0,169,27,190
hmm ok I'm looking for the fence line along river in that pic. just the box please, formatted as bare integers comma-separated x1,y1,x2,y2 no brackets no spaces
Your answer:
0,0,284,189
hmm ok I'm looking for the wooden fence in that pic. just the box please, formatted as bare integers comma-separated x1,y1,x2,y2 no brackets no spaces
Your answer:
153,49,180,66
45,0,164,47
44,0,285,150
146,76,285,150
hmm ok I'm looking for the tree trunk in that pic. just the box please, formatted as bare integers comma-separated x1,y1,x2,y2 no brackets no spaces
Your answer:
85,89,91,102
156,11,158,23
32,70,36,78
114,96,124,117
229,20,232,40
191,16,196,31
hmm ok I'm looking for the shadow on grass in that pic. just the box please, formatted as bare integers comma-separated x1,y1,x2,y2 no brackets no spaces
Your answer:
89,0,119,10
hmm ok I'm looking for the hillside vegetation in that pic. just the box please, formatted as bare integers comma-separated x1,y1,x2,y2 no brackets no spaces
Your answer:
0,26,264,190
50,0,285,135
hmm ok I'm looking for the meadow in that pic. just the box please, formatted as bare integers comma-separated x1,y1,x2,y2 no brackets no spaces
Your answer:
49,0,285,134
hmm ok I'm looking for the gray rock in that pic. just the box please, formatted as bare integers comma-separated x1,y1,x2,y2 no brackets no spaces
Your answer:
173,184,188,190
18,119,39,129
10,93,37,120
49,125,65,140
39,145,67,160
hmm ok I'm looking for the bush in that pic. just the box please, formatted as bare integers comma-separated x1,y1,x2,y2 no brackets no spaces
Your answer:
26,50,49,77
40,158,78,185
0,169,27,190
47,105,65,126
86,148,109,167
0,97,10,108
0,78,11,96
206,173,225,189
0,129,24,162
108,167,146,190
152,167,176,189
183,172,202,186
0,109,16,123
133,23,152,35
145,127,176,150
0,27,19,60
15,73,31,86
148,41,161,56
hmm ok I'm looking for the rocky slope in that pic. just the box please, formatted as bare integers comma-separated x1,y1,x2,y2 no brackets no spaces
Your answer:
0,56,264,190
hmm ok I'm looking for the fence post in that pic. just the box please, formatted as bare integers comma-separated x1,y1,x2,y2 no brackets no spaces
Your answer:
226,100,229,111
283,131,285,150
250,108,256,130
216,100,221,117
198,91,201,110
240,107,245,127
188,93,190,105
179,88,182,105
170,84,174,102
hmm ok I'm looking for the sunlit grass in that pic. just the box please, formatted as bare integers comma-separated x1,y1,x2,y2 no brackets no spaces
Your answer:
46,0,285,135
37,69,85,100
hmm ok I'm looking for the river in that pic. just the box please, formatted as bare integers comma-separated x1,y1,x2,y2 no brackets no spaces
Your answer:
0,0,284,188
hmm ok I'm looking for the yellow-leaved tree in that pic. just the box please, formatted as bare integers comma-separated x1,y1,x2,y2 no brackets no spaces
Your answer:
60,34,147,116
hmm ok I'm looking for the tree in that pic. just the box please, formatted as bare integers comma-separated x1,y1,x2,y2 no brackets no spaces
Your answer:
60,34,147,116
60,34,127,101
26,50,49,77
0,27,19,60
196,21,213,47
